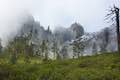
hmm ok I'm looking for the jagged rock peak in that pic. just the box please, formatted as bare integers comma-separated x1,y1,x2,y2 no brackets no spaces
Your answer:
70,22,84,30
70,22,84,38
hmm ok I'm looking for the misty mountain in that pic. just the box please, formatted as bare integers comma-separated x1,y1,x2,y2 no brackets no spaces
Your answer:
17,15,84,45
7,14,118,58
53,23,84,44
79,26,117,55
17,15,53,43
63,26,117,57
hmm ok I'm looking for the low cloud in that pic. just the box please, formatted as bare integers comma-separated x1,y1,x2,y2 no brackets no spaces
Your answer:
0,0,116,45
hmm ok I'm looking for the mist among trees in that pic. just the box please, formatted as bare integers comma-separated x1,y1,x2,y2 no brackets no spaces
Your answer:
0,0,120,80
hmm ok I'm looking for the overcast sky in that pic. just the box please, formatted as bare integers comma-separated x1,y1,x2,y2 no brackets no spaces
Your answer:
0,0,119,43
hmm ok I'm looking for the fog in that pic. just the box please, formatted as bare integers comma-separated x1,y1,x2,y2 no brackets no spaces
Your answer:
0,0,118,45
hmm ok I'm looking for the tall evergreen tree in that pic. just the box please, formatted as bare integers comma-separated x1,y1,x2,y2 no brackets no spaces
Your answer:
92,42,97,54
0,39,2,53
72,38,85,58
41,40,49,61
51,39,59,59
61,45,68,59
100,28,110,52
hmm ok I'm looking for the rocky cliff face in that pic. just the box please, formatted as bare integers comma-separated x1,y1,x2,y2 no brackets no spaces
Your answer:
77,26,117,55
17,15,53,44
14,15,117,58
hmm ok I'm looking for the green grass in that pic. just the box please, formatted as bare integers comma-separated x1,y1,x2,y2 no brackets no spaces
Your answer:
0,52,120,80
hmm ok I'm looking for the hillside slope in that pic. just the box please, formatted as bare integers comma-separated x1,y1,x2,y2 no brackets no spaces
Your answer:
0,52,120,80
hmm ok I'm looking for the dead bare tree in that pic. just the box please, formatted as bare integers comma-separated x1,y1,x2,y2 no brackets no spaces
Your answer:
105,5,120,53
115,6,120,53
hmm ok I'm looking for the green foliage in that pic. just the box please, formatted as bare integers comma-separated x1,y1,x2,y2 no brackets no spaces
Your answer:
41,40,49,61
51,40,59,59
72,39,85,58
0,52,120,80
4,30,35,64
72,40,80,58
61,45,68,59
10,53,17,64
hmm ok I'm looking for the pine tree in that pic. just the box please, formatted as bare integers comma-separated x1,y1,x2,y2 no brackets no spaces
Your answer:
100,28,110,52
51,39,59,59
8,38,19,64
44,40,49,61
24,30,34,63
0,39,2,54
41,40,49,61
72,38,85,58
92,42,97,54
72,40,80,58
61,46,68,59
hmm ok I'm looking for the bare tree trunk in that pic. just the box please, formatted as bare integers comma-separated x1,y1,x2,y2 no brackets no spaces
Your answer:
115,6,120,53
